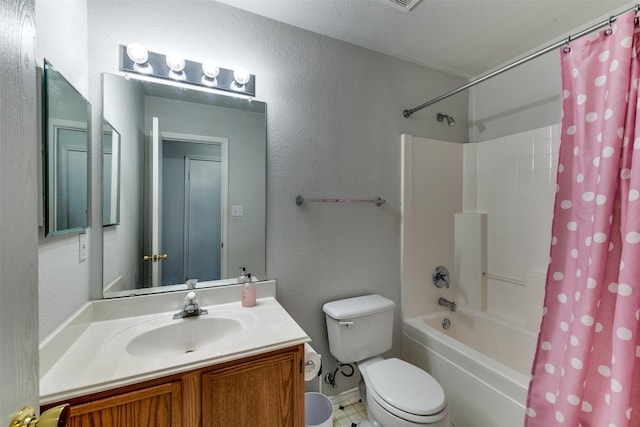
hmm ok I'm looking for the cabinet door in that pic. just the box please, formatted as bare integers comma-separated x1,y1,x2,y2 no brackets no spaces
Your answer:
202,348,304,426
67,382,182,427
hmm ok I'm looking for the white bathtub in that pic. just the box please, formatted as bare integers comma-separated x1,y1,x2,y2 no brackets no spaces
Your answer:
402,310,537,427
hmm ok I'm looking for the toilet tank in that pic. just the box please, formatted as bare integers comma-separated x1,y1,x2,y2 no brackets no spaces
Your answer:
323,294,395,363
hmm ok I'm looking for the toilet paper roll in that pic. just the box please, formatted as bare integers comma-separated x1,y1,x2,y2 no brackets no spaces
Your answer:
304,343,321,382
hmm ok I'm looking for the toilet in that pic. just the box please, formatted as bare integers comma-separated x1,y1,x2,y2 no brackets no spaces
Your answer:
323,294,449,427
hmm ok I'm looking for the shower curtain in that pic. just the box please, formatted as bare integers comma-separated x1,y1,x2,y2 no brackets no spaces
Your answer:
526,10,640,427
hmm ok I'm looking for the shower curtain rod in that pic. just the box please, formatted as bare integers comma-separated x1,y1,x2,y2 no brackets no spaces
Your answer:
402,3,640,118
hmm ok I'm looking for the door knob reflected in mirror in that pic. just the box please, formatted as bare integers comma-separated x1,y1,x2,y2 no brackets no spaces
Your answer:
143,254,168,262
10,404,70,427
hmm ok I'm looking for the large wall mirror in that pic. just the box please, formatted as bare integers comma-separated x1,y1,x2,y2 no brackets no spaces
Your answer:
102,73,266,297
44,60,91,236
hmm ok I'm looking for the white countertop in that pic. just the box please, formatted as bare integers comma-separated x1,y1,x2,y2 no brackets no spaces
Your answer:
40,281,310,404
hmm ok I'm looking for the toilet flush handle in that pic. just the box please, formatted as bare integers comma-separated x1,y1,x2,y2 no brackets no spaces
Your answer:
339,321,354,328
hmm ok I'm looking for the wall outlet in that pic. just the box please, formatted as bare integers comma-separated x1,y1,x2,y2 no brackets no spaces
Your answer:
79,233,87,262
231,205,244,217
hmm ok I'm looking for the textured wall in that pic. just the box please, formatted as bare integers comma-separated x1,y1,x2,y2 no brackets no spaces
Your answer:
36,0,91,339
85,0,467,396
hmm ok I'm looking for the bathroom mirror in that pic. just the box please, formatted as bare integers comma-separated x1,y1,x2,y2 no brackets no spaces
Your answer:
103,120,121,226
102,73,266,297
43,60,91,236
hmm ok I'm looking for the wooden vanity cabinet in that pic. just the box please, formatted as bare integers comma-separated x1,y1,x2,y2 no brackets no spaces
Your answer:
42,344,305,427
66,382,182,427
202,347,302,426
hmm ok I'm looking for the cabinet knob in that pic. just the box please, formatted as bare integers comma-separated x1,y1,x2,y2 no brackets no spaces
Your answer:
9,404,70,427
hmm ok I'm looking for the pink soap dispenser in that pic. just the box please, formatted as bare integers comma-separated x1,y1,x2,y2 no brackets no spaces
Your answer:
241,269,256,307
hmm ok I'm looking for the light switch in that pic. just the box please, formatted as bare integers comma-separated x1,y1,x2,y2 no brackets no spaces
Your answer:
231,205,244,217
79,233,87,261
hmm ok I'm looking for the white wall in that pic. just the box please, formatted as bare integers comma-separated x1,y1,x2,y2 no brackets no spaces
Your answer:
468,54,561,143
467,1,636,142
401,135,462,319
36,0,91,339
82,0,468,397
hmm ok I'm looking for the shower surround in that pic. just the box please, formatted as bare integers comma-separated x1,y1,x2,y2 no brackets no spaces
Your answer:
463,124,560,327
401,125,560,426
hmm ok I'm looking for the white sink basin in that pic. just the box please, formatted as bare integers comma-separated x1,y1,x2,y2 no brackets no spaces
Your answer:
127,317,242,357
105,308,258,358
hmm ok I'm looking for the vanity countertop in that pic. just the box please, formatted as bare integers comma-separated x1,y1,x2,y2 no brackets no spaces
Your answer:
40,281,310,404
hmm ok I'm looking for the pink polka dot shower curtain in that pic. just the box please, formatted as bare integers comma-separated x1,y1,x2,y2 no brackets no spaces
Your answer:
525,11,640,427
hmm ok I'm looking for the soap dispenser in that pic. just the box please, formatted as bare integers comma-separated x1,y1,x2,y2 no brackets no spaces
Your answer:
238,267,248,285
241,271,256,307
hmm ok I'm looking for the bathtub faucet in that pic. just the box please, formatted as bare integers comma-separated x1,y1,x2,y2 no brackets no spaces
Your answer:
438,297,457,312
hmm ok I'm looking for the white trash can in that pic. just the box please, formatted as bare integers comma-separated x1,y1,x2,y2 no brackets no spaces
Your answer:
305,392,333,427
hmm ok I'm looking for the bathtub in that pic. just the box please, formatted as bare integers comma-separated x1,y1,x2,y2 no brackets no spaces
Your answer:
402,310,537,427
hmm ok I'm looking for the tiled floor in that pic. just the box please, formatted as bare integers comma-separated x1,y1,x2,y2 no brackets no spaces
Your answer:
332,397,367,427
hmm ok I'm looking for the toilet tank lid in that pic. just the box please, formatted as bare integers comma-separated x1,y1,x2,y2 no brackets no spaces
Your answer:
323,294,395,320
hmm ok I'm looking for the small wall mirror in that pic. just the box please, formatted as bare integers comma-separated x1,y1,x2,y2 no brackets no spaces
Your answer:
43,60,91,236
102,120,121,226
102,73,266,297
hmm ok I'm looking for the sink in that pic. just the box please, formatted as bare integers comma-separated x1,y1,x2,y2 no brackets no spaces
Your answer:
104,308,258,358
126,317,242,357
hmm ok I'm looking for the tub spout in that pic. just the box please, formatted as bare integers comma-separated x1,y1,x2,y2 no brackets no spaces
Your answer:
438,297,457,312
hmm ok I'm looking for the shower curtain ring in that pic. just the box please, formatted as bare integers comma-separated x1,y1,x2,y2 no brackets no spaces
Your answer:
563,39,571,54
605,16,614,35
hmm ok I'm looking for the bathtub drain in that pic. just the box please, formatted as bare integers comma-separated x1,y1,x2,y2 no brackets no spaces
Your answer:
442,318,451,330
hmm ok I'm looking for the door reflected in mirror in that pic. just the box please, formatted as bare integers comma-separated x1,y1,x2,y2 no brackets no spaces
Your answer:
43,60,91,236
103,120,121,226
102,73,266,297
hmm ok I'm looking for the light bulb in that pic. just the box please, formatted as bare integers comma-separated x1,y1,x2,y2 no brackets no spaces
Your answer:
126,43,148,64
202,60,220,79
165,52,185,72
233,67,250,85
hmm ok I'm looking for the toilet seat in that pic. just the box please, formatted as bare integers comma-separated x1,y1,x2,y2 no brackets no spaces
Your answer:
366,358,446,422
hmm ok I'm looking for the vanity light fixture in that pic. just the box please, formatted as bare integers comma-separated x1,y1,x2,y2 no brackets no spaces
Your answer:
120,44,256,97
122,72,254,101
165,52,186,80
126,42,153,74
232,67,251,90
201,60,220,86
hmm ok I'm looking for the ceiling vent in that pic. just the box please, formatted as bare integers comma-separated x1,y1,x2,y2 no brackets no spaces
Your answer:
379,0,423,12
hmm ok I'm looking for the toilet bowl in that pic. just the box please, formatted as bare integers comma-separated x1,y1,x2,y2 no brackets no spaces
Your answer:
359,358,449,427
323,295,449,427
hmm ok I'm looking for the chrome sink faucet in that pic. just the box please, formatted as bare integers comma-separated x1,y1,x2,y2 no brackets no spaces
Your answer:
438,297,457,312
173,279,208,319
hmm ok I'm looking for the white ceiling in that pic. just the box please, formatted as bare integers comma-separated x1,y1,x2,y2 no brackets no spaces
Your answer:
215,0,634,78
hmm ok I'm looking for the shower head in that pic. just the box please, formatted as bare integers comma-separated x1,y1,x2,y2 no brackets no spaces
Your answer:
436,113,456,127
